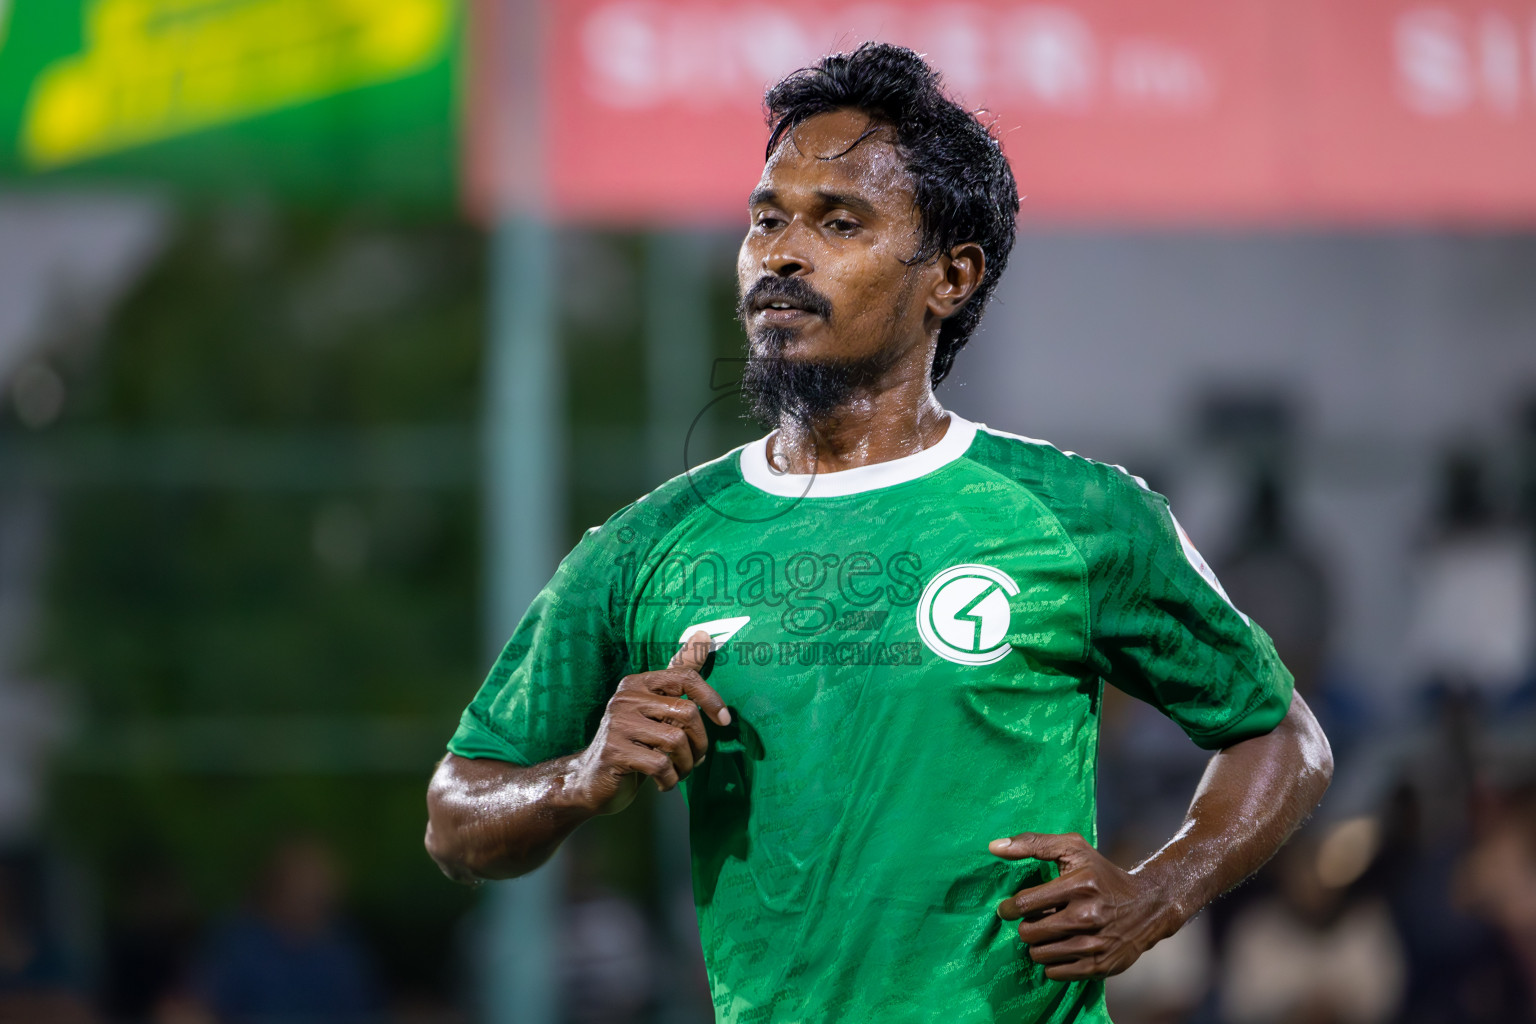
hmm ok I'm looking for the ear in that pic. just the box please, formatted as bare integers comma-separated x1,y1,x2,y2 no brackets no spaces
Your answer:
926,242,986,321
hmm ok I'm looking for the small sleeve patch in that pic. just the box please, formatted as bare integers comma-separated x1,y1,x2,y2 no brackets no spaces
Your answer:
1170,512,1250,626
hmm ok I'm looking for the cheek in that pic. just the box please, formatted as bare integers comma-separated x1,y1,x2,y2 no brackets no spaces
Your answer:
836,261,923,326
737,240,757,287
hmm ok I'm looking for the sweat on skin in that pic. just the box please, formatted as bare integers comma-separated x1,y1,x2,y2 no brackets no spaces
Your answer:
425,58,1332,1024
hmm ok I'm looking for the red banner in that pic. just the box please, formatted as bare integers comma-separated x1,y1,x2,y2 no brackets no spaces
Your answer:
477,0,1536,225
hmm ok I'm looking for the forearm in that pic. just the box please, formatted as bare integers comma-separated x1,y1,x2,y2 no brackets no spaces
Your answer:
1130,692,1334,933
425,636,727,884
424,752,599,883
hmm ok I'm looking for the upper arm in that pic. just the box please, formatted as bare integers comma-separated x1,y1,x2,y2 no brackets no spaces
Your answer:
447,522,633,766
1254,690,1333,778
1085,471,1296,750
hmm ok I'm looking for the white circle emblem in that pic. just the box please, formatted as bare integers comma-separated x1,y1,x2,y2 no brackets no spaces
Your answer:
915,564,1020,666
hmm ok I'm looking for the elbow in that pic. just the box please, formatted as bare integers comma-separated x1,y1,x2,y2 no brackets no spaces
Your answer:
423,765,538,884
424,765,497,885
423,821,469,884
424,791,477,885
1310,729,1335,809
424,829,499,886
427,828,535,884
1316,726,1335,788
1290,692,1334,803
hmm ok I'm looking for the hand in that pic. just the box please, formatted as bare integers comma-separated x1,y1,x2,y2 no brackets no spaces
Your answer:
990,832,1181,981
569,630,731,814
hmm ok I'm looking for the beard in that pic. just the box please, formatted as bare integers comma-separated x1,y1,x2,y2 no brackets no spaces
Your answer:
736,275,900,430
739,340,899,429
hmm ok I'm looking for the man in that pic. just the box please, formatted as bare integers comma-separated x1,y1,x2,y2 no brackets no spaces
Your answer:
426,42,1333,1023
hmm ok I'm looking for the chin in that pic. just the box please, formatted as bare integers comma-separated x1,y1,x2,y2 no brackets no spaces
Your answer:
747,329,806,361
756,330,857,365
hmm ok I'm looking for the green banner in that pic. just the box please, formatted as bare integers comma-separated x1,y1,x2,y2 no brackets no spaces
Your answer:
0,0,460,207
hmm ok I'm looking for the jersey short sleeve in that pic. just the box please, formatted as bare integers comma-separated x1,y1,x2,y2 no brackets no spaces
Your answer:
447,520,632,766
1087,470,1294,749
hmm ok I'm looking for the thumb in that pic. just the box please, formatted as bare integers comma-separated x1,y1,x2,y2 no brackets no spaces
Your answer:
669,629,713,672
988,831,1096,869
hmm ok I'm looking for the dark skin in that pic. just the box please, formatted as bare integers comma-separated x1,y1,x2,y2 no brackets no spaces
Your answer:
739,110,981,471
426,108,1334,980
425,632,725,883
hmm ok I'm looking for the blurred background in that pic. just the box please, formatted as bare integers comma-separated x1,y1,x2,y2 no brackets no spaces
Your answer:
1,1,1535,1023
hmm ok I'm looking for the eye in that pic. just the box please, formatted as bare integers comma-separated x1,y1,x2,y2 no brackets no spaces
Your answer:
826,216,860,234
753,211,785,232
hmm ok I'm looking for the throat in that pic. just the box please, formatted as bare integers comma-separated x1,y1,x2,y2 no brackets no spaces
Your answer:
767,402,951,476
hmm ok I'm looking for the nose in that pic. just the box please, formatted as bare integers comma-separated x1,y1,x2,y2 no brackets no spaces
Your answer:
763,221,812,278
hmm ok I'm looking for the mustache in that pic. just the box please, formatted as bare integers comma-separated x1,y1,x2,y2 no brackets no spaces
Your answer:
736,276,834,322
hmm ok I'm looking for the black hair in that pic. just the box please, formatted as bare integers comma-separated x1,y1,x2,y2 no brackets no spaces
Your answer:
763,42,1020,386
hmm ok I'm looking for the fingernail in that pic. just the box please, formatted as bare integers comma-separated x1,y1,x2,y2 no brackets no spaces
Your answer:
719,708,732,726
989,838,1011,852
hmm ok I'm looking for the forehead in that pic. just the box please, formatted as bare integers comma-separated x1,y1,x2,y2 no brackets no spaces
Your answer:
756,108,915,209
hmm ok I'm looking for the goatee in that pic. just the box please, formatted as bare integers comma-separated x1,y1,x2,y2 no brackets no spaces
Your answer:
735,274,909,430
739,333,900,429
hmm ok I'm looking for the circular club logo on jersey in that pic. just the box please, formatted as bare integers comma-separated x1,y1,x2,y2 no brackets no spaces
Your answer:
915,564,1020,666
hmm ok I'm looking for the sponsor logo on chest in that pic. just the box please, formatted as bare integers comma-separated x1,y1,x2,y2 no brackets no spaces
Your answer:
663,555,1020,669
915,564,1020,665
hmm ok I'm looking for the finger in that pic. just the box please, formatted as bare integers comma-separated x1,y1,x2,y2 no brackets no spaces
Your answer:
1026,935,1109,966
669,630,713,671
627,669,732,729
1016,904,1104,945
667,631,733,727
988,832,1095,870
626,718,694,773
681,672,731,727
673,701,710,760
996,876,1078,921
601,741,679,791
624,666,705,695
626,721,696,780
619,744,680,791
1043,956,1118,982
634,695,709,759
626,716,693,759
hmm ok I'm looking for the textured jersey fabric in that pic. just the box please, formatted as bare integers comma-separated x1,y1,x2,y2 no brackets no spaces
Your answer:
448,414,1294,1024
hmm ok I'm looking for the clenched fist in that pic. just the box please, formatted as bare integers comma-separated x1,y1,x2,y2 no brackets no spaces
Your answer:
568,630,732,815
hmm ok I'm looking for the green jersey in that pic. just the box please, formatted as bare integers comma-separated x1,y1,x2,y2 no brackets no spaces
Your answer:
448,414,1293,1024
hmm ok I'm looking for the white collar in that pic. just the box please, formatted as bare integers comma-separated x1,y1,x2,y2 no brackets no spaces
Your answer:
739,414,978,498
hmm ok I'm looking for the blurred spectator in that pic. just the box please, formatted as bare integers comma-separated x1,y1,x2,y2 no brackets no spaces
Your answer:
1106,915,1212,1024
1458,782,1536,1018
1406,451,1536,701
1219,833,1405,1024
196,837,380,1024
1375,727,1527,1023
560,842,657,1024
0,848,94,1024
1215,469,1369,757
1218,470,1333,697
100,852,203,1024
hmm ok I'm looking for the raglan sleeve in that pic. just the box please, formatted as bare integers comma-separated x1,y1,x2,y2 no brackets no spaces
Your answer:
1085,470,1294,750
446,518,634,766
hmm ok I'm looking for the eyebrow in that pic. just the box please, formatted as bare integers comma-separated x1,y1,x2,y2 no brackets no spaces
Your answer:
815,189,879,217
746,187,881,218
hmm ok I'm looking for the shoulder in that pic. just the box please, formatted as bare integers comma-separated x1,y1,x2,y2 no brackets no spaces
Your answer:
961,419,1167,537
571,442,751,557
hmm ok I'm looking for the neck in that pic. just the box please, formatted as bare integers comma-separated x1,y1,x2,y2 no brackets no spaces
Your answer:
768,364,948,475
